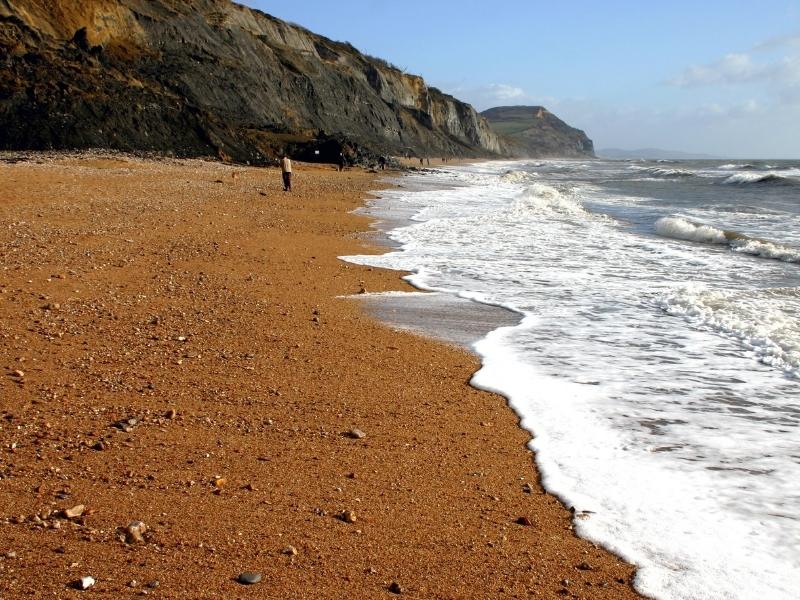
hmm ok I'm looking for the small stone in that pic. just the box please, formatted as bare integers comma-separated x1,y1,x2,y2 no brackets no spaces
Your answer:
12,370,24,378
213,477,226,489
388,581,403,594
146,580,160,589
4,551,17,559
283,545,298,556
515,516,533,527
165,408,177,419
63,505,85,519
74,576,95,590
522,483,534,494
338,510,357,524
577,561,594,571
125,520,147,544
237,572,262,585
344,428,366,440
91,441,106,451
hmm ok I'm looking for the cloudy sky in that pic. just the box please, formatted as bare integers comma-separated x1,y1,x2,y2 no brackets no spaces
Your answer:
245,1,800,158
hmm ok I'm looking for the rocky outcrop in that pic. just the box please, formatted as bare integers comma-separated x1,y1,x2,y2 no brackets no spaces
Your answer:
0,0,507,163
482,106,594,158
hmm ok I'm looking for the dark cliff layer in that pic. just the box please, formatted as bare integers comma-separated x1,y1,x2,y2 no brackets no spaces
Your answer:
482,106,594,158
0,0,507,163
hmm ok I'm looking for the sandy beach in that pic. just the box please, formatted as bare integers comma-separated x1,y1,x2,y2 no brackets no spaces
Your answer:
0,154,643,598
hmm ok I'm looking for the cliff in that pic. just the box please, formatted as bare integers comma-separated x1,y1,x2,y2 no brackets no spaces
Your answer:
0,0,507,163
482,106,594,158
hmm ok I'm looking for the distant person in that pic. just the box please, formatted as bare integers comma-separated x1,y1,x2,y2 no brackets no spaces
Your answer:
378,155,387,170
281,155,292,191
419,157,423,166
426,158,430,166
338,152,346,172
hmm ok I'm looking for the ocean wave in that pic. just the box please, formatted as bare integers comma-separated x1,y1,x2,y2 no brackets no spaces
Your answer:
657,285,800,378
717,163,757,170
501,169,539,183
722,172,798,186
629,166,696,178
513,183,585,216
654,217,800,263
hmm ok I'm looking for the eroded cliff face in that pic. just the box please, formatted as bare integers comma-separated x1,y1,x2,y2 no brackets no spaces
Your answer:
0,0,507,162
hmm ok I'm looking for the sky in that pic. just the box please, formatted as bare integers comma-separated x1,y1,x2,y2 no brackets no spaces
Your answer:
243,1,800,158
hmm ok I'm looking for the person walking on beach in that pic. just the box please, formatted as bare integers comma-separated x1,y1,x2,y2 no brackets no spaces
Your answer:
281,155,292,192
337,151,346,172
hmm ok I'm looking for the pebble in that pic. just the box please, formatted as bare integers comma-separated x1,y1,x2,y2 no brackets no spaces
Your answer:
515,516,533,527
64,505,86,519
388,581,403,594
125,520,147,544
92,440,107,451
165,408,177,419
577,561,594,571
113,417,138,432
12,370,24,378
4,551,17,559
522,483,534,494
237,571,263,585
282,545,298,556
338,510,357,524
74,576,95,590
344,428,366,440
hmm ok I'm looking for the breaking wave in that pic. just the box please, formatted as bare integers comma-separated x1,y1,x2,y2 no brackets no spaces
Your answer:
512,183,585,216
655,216,800,263
630,166,696,178
722,173,798,186
501,169,539,183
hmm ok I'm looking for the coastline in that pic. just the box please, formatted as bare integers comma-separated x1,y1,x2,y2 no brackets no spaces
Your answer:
0,153,643,598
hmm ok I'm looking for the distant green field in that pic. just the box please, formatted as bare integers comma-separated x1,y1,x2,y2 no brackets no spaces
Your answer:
486,119,537,136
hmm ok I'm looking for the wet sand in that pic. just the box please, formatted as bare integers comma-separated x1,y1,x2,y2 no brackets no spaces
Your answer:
0,153,643,598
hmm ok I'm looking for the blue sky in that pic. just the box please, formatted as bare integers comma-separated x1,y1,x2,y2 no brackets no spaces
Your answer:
243,1,800,157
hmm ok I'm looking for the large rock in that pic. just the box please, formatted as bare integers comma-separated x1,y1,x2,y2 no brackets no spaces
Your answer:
0,0,508,162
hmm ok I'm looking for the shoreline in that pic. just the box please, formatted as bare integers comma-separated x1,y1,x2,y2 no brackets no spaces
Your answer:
0,153,643,598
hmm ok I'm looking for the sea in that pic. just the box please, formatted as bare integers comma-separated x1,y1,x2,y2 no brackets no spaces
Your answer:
343,159,800,600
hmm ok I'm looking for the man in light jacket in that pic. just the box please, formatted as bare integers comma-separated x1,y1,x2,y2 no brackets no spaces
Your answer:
281,155,292,192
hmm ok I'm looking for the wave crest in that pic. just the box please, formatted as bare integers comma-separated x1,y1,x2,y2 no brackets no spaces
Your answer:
513,183,585,216
629,166,696,178
655,217,800,263
722,172,797,186
501,170,539,183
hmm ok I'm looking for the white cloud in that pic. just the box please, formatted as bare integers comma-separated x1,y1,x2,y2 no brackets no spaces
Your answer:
443,82,542,110
485,83,525,101
669,36,800,110
670,53,762,87
753,33,800,52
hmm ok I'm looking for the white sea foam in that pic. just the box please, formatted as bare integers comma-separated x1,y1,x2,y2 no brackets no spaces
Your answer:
343,159,800,600
657,285,800,377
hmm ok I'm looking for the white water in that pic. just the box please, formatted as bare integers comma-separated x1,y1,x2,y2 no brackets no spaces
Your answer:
343,160,800,600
